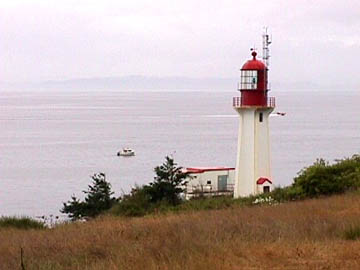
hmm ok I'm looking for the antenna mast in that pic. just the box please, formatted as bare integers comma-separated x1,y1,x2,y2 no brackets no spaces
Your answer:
262,27,272,68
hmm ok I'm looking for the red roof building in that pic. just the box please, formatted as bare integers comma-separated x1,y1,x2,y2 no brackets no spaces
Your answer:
256,177,272,185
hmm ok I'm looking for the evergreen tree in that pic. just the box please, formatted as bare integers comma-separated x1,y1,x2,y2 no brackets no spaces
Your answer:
61,173,117,220
144,156,189,205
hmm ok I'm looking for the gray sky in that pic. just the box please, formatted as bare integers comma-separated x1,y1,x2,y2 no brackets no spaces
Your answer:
1,0,359,87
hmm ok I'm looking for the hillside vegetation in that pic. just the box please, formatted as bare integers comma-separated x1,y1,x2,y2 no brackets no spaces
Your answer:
2,192,360,269
108,154,360,217
57,155,360,220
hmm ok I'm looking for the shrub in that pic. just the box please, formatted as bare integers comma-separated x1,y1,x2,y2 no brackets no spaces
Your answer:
109,186,153,217
293,155,360,197
111,156,191,217
61,173,117,220
270,185,304,202
0,216,45,230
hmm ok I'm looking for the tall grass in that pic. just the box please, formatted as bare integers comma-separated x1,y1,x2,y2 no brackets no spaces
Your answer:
2,192,360,269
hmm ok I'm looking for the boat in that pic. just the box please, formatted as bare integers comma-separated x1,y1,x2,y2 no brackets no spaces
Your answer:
117,148,135,157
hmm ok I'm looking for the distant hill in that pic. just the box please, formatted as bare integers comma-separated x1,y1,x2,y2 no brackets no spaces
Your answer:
0,76,357,91
0,76,237,91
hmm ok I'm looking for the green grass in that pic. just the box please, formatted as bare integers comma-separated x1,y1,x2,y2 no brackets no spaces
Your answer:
109,193,264,218
173,195,256,212
0,216,45,230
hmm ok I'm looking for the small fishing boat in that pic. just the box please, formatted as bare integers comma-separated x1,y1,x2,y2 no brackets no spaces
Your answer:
117,148,135,157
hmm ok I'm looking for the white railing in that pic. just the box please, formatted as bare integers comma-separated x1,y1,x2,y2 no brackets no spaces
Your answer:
185,184,234,199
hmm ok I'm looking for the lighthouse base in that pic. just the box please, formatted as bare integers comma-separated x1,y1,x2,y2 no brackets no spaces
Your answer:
233,107,274,198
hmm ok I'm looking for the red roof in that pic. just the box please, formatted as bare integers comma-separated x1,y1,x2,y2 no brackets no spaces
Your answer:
185,167,235,174
241,51,266,71
256,177,272,185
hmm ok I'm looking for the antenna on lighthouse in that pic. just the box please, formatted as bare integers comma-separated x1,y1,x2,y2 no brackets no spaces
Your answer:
262,27,272,68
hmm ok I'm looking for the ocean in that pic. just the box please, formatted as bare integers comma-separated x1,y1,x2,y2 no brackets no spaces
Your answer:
1,90,359,217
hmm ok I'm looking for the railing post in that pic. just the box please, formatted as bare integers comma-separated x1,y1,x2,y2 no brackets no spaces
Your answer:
267,97,275,108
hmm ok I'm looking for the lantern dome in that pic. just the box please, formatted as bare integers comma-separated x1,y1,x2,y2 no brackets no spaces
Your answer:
236,50,269,107
241,51,266,71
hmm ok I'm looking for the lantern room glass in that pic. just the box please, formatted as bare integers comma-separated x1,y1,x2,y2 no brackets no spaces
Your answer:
240,70,258,90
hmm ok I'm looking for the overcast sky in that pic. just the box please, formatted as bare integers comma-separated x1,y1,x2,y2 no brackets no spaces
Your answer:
1,0,359,87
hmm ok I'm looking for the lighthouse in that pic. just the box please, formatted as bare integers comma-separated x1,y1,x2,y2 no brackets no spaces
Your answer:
233,34,275,198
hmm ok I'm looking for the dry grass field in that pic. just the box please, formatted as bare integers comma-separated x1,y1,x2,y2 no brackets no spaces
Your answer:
2,192,360,270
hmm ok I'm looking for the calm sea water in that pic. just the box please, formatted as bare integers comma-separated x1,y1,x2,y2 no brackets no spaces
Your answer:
1,90,359,217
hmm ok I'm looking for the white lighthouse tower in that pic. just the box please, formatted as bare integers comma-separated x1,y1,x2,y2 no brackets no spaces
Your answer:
233,34,275,198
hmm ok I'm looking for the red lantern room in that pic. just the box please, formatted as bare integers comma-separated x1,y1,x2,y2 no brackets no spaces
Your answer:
233,51,275,108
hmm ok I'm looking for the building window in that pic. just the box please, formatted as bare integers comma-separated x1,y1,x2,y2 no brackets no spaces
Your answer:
259,113,263,122
263,186,270,193
207,180,211,185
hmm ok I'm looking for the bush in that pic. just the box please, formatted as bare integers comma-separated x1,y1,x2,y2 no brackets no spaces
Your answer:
270,185,304,202
61,173,117,220
110,186,153,217
293,155,360,197
111,156,190,217
0,216,45,230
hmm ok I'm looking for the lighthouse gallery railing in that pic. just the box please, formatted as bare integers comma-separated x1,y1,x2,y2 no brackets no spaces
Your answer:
232,97,275,108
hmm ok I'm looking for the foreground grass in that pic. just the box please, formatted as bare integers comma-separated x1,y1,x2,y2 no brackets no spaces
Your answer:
2,192,360,269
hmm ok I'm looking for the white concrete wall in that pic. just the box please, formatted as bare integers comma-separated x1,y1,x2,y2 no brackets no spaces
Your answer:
256,183,271,194
234,107,274,198
185,170,235,196
254,108,274,192
234,109,256,197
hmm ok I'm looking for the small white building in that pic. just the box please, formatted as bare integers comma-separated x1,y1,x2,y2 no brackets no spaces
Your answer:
184,167,235,199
